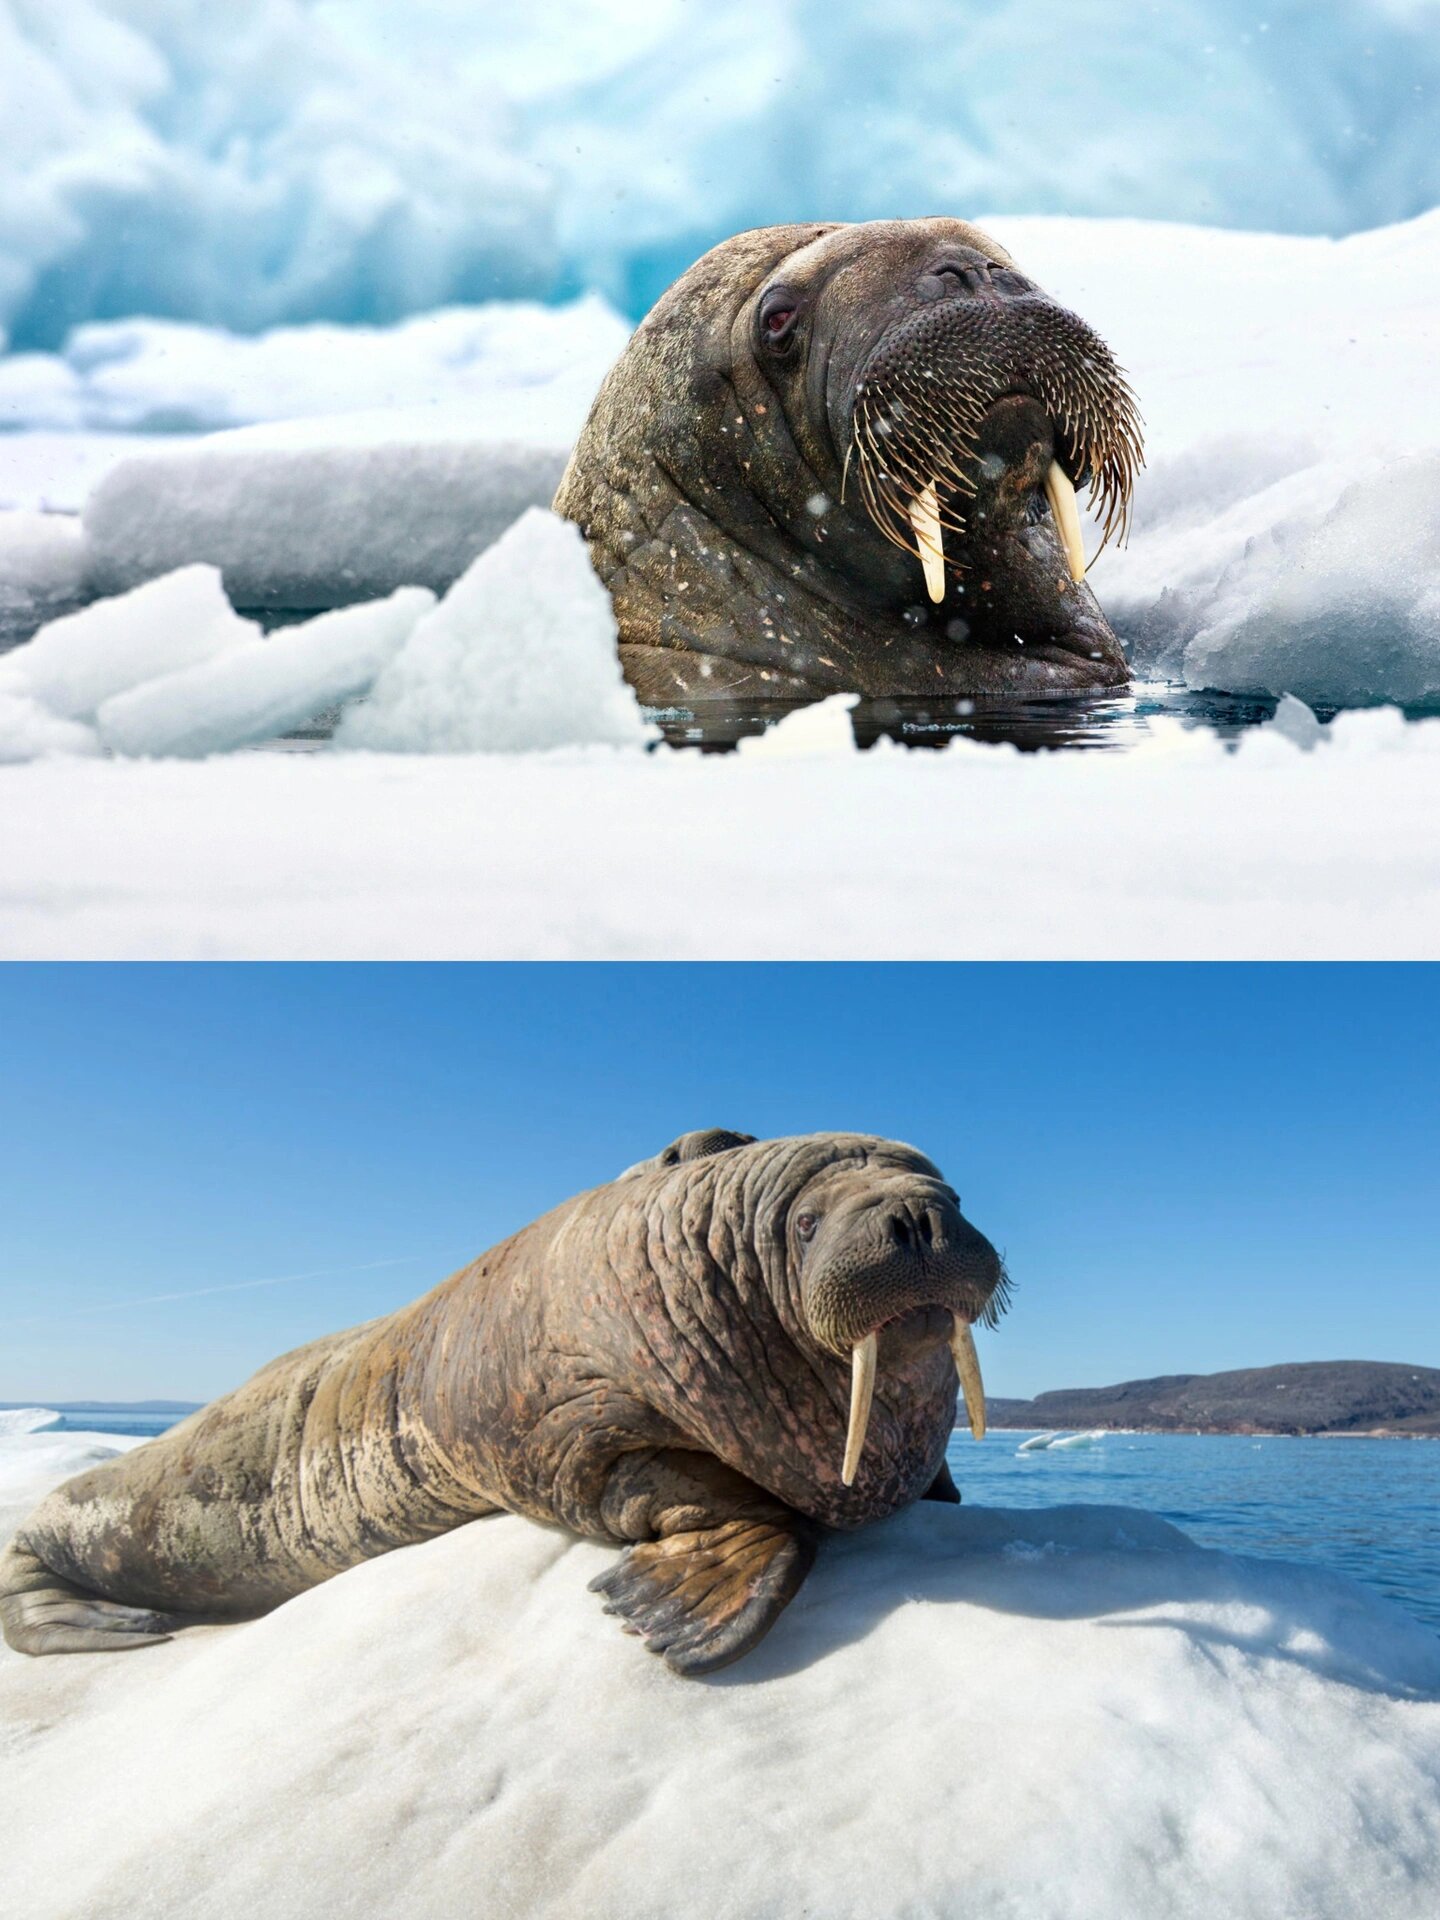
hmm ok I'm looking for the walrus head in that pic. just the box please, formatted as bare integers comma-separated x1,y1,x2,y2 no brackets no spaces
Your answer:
554,219,1143,705
603,1131,1008,1528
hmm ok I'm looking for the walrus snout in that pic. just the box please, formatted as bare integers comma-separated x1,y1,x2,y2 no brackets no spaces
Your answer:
797,1181,1005,1483
847,283,1142,600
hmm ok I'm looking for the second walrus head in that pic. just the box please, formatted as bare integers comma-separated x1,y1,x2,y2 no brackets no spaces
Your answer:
555,218,1143,706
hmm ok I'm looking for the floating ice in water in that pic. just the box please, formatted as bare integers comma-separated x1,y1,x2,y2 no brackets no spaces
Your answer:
0,1409,61,1436
97,590,435,759
336,509,652,755
83,438,571,609
0,566,254,721
1017,1432,1062,1452
3,1441,1440,1920
1049,1429,1108,1450
0,298,630,437
737,694,855,758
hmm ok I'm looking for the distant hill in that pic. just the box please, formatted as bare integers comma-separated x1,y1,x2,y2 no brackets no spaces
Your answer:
987,1362,1440,1436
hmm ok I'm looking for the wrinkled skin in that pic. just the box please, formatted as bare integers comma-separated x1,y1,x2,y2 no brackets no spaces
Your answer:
0,1132,1004,1676
554,219,1142,706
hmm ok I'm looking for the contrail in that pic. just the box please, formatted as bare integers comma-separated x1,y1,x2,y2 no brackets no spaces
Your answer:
3,1256,425,1329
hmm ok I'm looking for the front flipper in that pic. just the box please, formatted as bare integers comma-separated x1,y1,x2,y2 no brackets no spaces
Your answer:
923,1458,962,1505
590,1449,815,1676
590,1516,814,1677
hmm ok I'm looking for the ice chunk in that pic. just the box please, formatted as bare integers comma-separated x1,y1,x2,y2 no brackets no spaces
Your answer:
0,689,97,765
336,509,651,754
738,694,856,758
1,567,255,721
0,512,87,622
97,589,435,760
1181,457,1440,706
83,439,570,608
1269,695,1327,752
0,1408,61,1435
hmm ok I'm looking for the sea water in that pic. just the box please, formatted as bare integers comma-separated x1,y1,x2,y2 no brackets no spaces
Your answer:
946,1428,1440,1630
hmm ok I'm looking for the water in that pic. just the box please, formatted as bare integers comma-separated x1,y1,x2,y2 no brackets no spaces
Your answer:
647,684,1440,754
946,1428,1440,1630
25,1408,196,1439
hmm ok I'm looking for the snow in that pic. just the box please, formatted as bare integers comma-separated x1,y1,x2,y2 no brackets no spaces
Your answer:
4,2,1440,347
3,1439,1440,1920
2,704,1439,958
0,1408,60,1436
97,589,434,760
82,439,570,608
335,511,651,754
0,1430,142,1538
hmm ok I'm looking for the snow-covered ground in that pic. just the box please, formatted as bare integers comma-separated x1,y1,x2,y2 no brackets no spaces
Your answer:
3,1432,1439,1920
0,210,1437,954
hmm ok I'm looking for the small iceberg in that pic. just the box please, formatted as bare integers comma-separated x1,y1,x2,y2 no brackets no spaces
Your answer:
1017,1432,1062,1453
1049,1429,1108,1450
0,1408,62,1435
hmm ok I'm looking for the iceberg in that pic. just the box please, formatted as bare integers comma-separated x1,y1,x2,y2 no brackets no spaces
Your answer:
3,2,1440,344
3,1431,1439,1920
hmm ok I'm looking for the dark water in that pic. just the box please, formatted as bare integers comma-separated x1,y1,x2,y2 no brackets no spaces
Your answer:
946,1428,1440,1630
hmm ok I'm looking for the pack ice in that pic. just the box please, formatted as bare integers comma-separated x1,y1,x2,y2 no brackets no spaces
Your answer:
2,1432,1438,1920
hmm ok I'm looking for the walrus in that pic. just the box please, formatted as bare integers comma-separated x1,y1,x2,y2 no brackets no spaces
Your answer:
0,1131,1006,1676
554,218,1143,706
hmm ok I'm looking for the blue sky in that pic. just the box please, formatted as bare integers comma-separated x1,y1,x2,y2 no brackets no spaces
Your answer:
0,964,1434,1404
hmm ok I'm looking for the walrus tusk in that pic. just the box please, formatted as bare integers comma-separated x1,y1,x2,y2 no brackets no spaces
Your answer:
908,482,946,603
842,1332,878,1485
950,1319,987,1441
1044,460,1087,583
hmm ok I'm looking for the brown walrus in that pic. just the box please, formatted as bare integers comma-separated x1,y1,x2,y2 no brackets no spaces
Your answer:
0,1130,1006,1676
554,218,1143,707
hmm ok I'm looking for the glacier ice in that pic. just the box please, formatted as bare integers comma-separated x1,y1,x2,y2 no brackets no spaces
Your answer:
4,2,1440,343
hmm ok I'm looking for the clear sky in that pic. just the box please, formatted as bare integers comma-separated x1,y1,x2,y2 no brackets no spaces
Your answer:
0,964,1434,1404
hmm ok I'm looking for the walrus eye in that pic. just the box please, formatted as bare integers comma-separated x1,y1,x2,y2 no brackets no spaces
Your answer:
795,1212,818,1241
758,289,800,350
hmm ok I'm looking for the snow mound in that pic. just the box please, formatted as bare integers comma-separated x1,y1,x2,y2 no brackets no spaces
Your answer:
83,438,570,608
97,589,434,760
0,1430,143,1539
4,3,1440,343
337,509,651,754
0,689,97,765
0,512,86,625
0,1408,60,1436
3,1481,1439,1920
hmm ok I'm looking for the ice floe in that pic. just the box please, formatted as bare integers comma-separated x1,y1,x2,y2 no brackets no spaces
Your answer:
3,1434,1439,1920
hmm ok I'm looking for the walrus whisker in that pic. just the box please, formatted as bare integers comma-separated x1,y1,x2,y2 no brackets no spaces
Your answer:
842,1332,878,1486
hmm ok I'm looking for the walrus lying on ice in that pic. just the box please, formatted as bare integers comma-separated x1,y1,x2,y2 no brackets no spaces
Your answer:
0,1131,1006,1675
555,218,1143,705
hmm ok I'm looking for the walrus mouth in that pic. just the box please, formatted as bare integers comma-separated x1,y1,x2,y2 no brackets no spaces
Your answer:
847,297,1143,601
842,1312,988,1485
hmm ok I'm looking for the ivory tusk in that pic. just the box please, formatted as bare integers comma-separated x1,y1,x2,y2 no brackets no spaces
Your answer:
1044,460,1087,583
950,1319,987,1441
842,1332,878,1485
908,481,946,603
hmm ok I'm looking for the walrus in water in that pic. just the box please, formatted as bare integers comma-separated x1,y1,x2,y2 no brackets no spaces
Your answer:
554,218,1143,706
0,1131,1006,1676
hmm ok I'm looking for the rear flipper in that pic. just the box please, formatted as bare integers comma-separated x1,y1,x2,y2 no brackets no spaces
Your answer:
590,1450,816,1677
0,1539,185,1656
